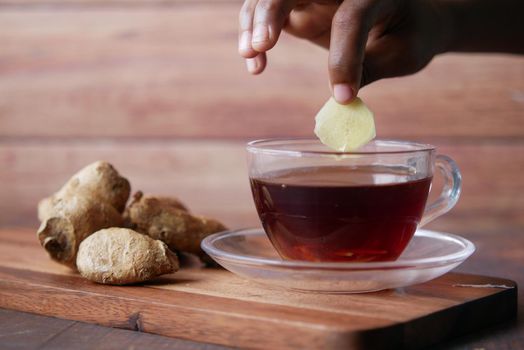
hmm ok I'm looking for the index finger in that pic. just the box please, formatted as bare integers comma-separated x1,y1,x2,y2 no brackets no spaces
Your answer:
239,0,260,58
252,0,297,52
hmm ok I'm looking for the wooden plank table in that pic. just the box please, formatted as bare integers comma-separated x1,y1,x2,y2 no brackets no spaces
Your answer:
0,228,522,349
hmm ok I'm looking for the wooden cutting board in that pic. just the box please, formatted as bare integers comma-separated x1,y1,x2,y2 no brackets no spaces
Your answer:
0,228,517,350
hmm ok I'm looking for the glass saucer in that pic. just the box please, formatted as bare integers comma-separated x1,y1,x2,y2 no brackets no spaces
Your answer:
201,228,475,293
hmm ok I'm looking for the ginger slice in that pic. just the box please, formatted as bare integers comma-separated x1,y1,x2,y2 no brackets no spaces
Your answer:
314,97,376,151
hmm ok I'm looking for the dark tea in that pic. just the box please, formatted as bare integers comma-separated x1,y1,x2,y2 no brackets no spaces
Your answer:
250,165,432,262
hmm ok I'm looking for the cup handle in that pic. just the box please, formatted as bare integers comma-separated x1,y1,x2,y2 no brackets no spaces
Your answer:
419,155,462,227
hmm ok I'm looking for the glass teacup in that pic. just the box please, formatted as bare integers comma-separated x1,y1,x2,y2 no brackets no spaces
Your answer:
247,139,461,262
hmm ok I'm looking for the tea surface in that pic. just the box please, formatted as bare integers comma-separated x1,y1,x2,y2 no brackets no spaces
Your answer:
250,166,432,262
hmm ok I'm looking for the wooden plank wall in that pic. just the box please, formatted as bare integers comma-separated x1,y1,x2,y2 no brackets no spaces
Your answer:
1,0,523,235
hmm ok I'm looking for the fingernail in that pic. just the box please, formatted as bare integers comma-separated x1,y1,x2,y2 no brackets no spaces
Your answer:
246,58,258,73
333,84,354,104
239,31,252,54
252,25,269,43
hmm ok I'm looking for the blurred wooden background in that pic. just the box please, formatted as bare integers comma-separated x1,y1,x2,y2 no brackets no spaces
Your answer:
0,0,523,236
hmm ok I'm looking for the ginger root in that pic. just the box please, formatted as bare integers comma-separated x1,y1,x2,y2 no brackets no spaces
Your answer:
37,161,130,267
77,228,179,285
38,161,130,220
314,97,376,151
124,191,226,263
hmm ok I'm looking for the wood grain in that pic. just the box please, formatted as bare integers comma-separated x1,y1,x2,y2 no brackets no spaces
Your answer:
430,230,524,350
0,228,518,350
0,140,256,228
3,228,524,350
0,308,227,350
1,140,523,233
0,6,522,139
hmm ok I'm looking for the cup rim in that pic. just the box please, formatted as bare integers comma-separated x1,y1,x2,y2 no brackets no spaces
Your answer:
247,138,436,156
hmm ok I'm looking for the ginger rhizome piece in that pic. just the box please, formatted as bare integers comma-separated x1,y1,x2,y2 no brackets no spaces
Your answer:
124,191,226,263
37,161,131,267
314,97,376,151
77,228,179,285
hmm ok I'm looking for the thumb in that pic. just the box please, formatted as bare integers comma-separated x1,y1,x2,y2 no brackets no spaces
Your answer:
328,0,375,104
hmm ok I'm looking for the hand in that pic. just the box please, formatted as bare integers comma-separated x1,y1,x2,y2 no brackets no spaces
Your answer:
238,0,450,103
